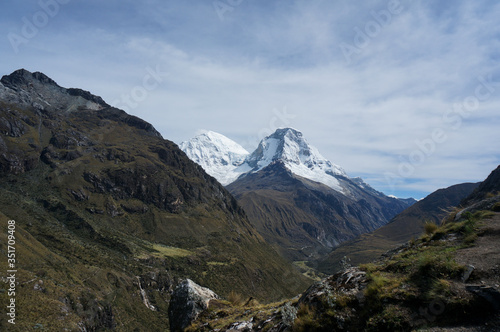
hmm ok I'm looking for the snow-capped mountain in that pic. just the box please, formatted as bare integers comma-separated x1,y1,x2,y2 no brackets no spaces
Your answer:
181,128,351,192
179,131,249,185
242,128,347,192
182,127,415,261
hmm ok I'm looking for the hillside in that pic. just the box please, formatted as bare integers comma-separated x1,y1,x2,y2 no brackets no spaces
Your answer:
0,69,309,331
184,166,500,331
316,182,479,274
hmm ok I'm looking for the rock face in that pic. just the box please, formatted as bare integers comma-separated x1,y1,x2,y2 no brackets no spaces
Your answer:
462,165,500,205
168,279,219,332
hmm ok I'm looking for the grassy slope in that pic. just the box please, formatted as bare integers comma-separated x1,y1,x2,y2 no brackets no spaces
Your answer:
316,182,479,275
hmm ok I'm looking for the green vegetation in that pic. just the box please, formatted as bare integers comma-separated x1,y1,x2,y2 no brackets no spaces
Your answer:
227,291,245,307
293,261,325,281
137,243,194,259
292,304,319,332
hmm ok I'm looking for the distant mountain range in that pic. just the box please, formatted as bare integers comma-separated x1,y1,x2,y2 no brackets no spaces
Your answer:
181,128,416,261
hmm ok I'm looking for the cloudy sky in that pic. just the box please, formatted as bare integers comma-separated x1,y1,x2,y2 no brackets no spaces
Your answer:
1,0,499,198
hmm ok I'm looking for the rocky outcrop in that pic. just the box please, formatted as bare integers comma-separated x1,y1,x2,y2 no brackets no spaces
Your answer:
168,279,219,332
462,165,500,205
299,267,367,310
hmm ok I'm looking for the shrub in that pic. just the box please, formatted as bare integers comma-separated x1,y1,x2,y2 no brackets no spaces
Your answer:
293,304,320,332
366,305,412,331
365,273,390,300
426,278,452,301
424,221,438,235
227,291,244,306
416,252,464,280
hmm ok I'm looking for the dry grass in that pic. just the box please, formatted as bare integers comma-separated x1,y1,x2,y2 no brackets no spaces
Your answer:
136,243,193,259
424,221,439,235
227,291,245,306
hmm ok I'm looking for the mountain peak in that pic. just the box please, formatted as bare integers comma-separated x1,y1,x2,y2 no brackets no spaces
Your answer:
181,127,348,192
0,69,109,111
1,69,60,90
269,127,302,138
197,130,249,155
180,131,249,185
244,127,346,191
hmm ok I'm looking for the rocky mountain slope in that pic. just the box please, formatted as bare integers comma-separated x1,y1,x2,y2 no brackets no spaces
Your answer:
461,165,500,206
228,161,414,262
0,69,309,331
183,128,415,262
184,164,500,331
316,182,480,274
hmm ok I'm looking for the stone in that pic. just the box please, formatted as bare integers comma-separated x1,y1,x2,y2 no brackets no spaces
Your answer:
462,264,475,283
466,285,500,311
168,279,219,332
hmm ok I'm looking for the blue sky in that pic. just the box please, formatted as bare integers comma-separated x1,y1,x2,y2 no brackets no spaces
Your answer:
1,0,500,199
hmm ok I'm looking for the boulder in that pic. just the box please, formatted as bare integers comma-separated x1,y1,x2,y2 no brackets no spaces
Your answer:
299,267,367,308
168,279,219,331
